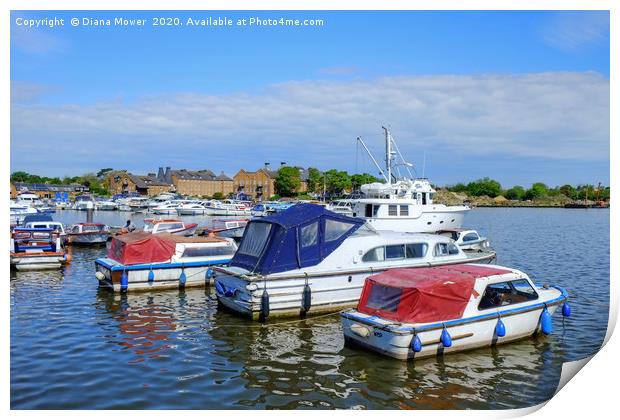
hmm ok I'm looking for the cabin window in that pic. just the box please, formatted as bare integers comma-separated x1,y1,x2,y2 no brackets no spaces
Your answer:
388,205,398,216
385,244,405,260
434,243,449,256
238,222,272,257
448,243,460,255
365,204,373,217
182,245,235,258
478,280,539,310
406,243,428,258
324,219,355,242
83,225,103,232
300,222,318,248
462,232,479,242
373,205,380,217
362,247,385,262
366,284,401,312
400,205,409,216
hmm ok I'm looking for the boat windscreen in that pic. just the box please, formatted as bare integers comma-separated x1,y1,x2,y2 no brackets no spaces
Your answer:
237,222,272,257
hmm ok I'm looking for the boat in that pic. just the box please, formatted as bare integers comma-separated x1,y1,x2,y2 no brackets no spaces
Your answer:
151,201,181,215
128,196,150,209
205,200,252,216
20,214,67,245
95,232,238,292
143,218,198,236
176,201,209,215
344,128,470,233
436,229,491,252
250,202,294,217
10,227,68,270
10,201,38,225
213,204,496,320
204,219,248,241
341,264,570,360
73,194,96,211
326,200,354,216
66,223,111,245
96,200,119,211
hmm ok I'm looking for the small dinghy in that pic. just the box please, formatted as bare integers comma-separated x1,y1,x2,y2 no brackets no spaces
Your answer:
67,223,111,245
341,264,570,360
143,218,198,236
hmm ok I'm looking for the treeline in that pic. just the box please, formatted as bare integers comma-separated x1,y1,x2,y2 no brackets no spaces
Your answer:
11,170,111,196
447,177,610,202
274,167,380,197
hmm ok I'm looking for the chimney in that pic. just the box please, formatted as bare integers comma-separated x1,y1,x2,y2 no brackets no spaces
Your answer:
280,161,286,167
264,162,271,170
157,167,164,181
164,167,171,183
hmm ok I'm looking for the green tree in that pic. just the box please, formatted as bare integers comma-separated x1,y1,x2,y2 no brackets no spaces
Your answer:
306,167,322,193
96,168,114,178
525,182,548,200
466,177,502,197
274,166,302,197
504,185,526,200
559,184,576,199
212,192,225,200
11,171,31,182
324,169,351,195
447,183,468,193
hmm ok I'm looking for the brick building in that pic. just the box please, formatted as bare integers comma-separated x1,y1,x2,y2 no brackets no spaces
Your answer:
11,182,88,199
160,168,233,197
105,171,171,197
233,163,310,200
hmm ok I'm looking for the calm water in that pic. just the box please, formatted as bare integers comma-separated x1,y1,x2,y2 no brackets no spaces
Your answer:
10,208,609,409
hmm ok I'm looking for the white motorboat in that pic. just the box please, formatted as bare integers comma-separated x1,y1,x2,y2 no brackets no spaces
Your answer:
66,223,111,245
213,204,495,321
205,200,252,216
151,201,180,215
437,229,491,251
10,227,68,270
341,264,570,360
204,219,248,241
143,218,198,236
95,232,238,292
176,201,209,215
128,196,150,209
10,201,38,225
346,128,469,233
73,194,96,211
326,200,354,216
96,200,119,211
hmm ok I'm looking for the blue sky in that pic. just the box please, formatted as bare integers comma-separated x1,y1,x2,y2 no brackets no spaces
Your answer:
11,10,610,188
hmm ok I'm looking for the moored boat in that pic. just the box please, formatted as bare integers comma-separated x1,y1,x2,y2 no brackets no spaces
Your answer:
95,232,238,292
213,204,496,321
67,223,110,245
341,264,570,360
204,219,248,241
10,227,68,270
143,218,198,236
436,229,491,251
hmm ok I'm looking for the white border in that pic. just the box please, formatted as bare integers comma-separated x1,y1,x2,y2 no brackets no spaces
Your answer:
3,1,617,418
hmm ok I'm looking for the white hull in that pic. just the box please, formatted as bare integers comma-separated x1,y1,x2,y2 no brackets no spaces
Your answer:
11,254,66,270
362,206,469,233
342,303,560,360
215,252,495,320
152,208,178,215
177,208,209,215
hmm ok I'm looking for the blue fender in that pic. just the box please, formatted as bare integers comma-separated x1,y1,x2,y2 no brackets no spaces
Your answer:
540,307,553,335
440,328,452,348
496,318,506,337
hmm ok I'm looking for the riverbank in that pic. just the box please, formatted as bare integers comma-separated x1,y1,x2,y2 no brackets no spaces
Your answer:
434,189,611,208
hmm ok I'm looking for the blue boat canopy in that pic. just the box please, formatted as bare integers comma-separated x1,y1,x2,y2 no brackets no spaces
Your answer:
22,214,54,224
230,203,365,275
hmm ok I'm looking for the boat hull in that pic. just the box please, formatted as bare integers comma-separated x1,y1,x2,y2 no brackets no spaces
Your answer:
95,257,231,292
363,206,469,233
214,251,496,320
67,233,110,244
341,295,564,360
10,252,66,270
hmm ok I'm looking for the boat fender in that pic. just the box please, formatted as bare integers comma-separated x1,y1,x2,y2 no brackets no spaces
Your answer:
495,316,506,337
351,323,370,338
224,287,236,297
205,268,214,280
179,269,187,287
411,334,422,353
440,327,452,348
95,271,106,281
259,287,270,322
148,266,155,283
562,302,571,317
120,271,129,292
301,276,311,313
215,280,226,295
540,306,553,335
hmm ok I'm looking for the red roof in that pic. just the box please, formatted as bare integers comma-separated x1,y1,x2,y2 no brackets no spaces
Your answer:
357,264,513,324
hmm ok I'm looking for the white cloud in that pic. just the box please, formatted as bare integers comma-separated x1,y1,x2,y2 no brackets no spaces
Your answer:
541,12,609,52
10,72,609,175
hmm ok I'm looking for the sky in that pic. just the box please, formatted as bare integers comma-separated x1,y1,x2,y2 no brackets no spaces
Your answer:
10,10,610,188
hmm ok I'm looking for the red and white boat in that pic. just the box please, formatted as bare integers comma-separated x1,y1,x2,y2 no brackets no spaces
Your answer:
143,218,198,237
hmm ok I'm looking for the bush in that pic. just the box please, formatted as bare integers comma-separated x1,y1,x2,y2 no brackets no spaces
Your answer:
504,186,526,200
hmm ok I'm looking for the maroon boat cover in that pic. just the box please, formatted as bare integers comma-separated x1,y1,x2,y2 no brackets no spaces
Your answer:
357,264,513,323
107,232,177,265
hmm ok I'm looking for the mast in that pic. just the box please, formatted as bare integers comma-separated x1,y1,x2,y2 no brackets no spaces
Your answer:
382,126,392,184
356,136,388,183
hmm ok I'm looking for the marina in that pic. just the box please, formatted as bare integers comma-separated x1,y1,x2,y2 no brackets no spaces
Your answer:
9,207,609,408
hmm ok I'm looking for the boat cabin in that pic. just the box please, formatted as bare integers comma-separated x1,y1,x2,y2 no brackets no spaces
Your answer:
70,223,109,234
11,227,63,253
230,203,365,275
21,215,66,235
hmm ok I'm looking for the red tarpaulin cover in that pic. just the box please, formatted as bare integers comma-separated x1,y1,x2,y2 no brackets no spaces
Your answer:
108,232,177,265
357,264,513,323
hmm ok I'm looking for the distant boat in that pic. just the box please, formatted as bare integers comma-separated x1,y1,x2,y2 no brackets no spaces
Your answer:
67,223,110,245
143,218,198,236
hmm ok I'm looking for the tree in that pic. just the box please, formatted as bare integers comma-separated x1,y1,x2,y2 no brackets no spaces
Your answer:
559,184,576,199
504,185,526,200
96,168,114,178
466,177,502,197
274,166,301,197
525,182,548,200
324,169,352,195
11,171,31,183
447,183,468,193
212,192,224,200
306,168,322,193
